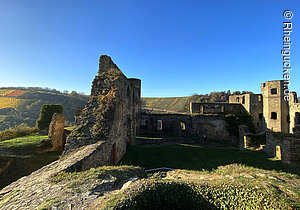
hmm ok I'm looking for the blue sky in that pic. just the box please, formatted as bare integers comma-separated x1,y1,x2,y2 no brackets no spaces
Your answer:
0,0,299,97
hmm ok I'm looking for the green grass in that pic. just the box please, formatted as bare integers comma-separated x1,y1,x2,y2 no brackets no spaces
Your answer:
101,164,300,209
0,133,47,155
0,132,60,189
120,143,300,176
108,144,300,209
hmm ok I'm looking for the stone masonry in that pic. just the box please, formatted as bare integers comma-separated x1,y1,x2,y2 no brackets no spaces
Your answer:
48,113,66,151
229,93,263,132
139,113,232,142
63,55,141,168
265,132,300,163
189,102,246,115
229,80,300,134
261,80,289,133
289,91,300,134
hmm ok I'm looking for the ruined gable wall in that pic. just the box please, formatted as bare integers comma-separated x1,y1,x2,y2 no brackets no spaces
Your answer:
63,55,140,167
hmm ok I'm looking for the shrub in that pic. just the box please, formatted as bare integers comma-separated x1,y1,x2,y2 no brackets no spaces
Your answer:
224,112,255,137
36,104,63,130
104,179,291,209
0,123,38,141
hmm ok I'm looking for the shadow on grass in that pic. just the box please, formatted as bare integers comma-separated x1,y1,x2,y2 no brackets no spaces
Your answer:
122,181,219,210
0,152,60,189
119,143,300,176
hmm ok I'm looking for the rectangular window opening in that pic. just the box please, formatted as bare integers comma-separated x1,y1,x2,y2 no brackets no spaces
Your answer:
271,112,277,120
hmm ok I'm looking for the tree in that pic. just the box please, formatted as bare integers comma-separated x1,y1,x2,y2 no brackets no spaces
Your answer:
36,104,63,130
232,91,241,95
70,91,79,98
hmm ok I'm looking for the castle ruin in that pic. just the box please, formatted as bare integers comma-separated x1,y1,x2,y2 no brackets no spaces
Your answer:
62,55,300,167
228,80,300,134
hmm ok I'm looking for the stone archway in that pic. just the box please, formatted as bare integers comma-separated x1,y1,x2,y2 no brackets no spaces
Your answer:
276,145,281,160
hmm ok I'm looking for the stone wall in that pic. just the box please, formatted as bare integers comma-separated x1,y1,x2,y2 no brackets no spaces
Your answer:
48,113,66,151
139,113,232,142
63,55,141,167
192,115,231,141
238,125,250,150
238,125,266,150
288,92,300,134
189,102,245,115
265,132,300,163
229,93,252,111
289,103,300,134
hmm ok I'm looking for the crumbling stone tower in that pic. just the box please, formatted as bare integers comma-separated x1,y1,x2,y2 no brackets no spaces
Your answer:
261,80,289,133
228,93,263,132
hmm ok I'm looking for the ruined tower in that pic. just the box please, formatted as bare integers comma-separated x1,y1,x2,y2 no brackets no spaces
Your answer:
228,93,263,132
261,80,289,133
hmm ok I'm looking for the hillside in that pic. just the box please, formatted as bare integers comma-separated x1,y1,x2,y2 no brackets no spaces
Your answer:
0,87,89,131
0,88,246,131
141,91,233,113
142,97,191,113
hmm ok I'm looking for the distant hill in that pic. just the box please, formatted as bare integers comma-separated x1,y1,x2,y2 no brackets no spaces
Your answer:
0,87,89,131
141,91,233,113
0,88,247,131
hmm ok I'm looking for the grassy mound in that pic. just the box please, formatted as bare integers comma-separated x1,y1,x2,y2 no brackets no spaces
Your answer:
101,164,300,209
103,180,217,209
